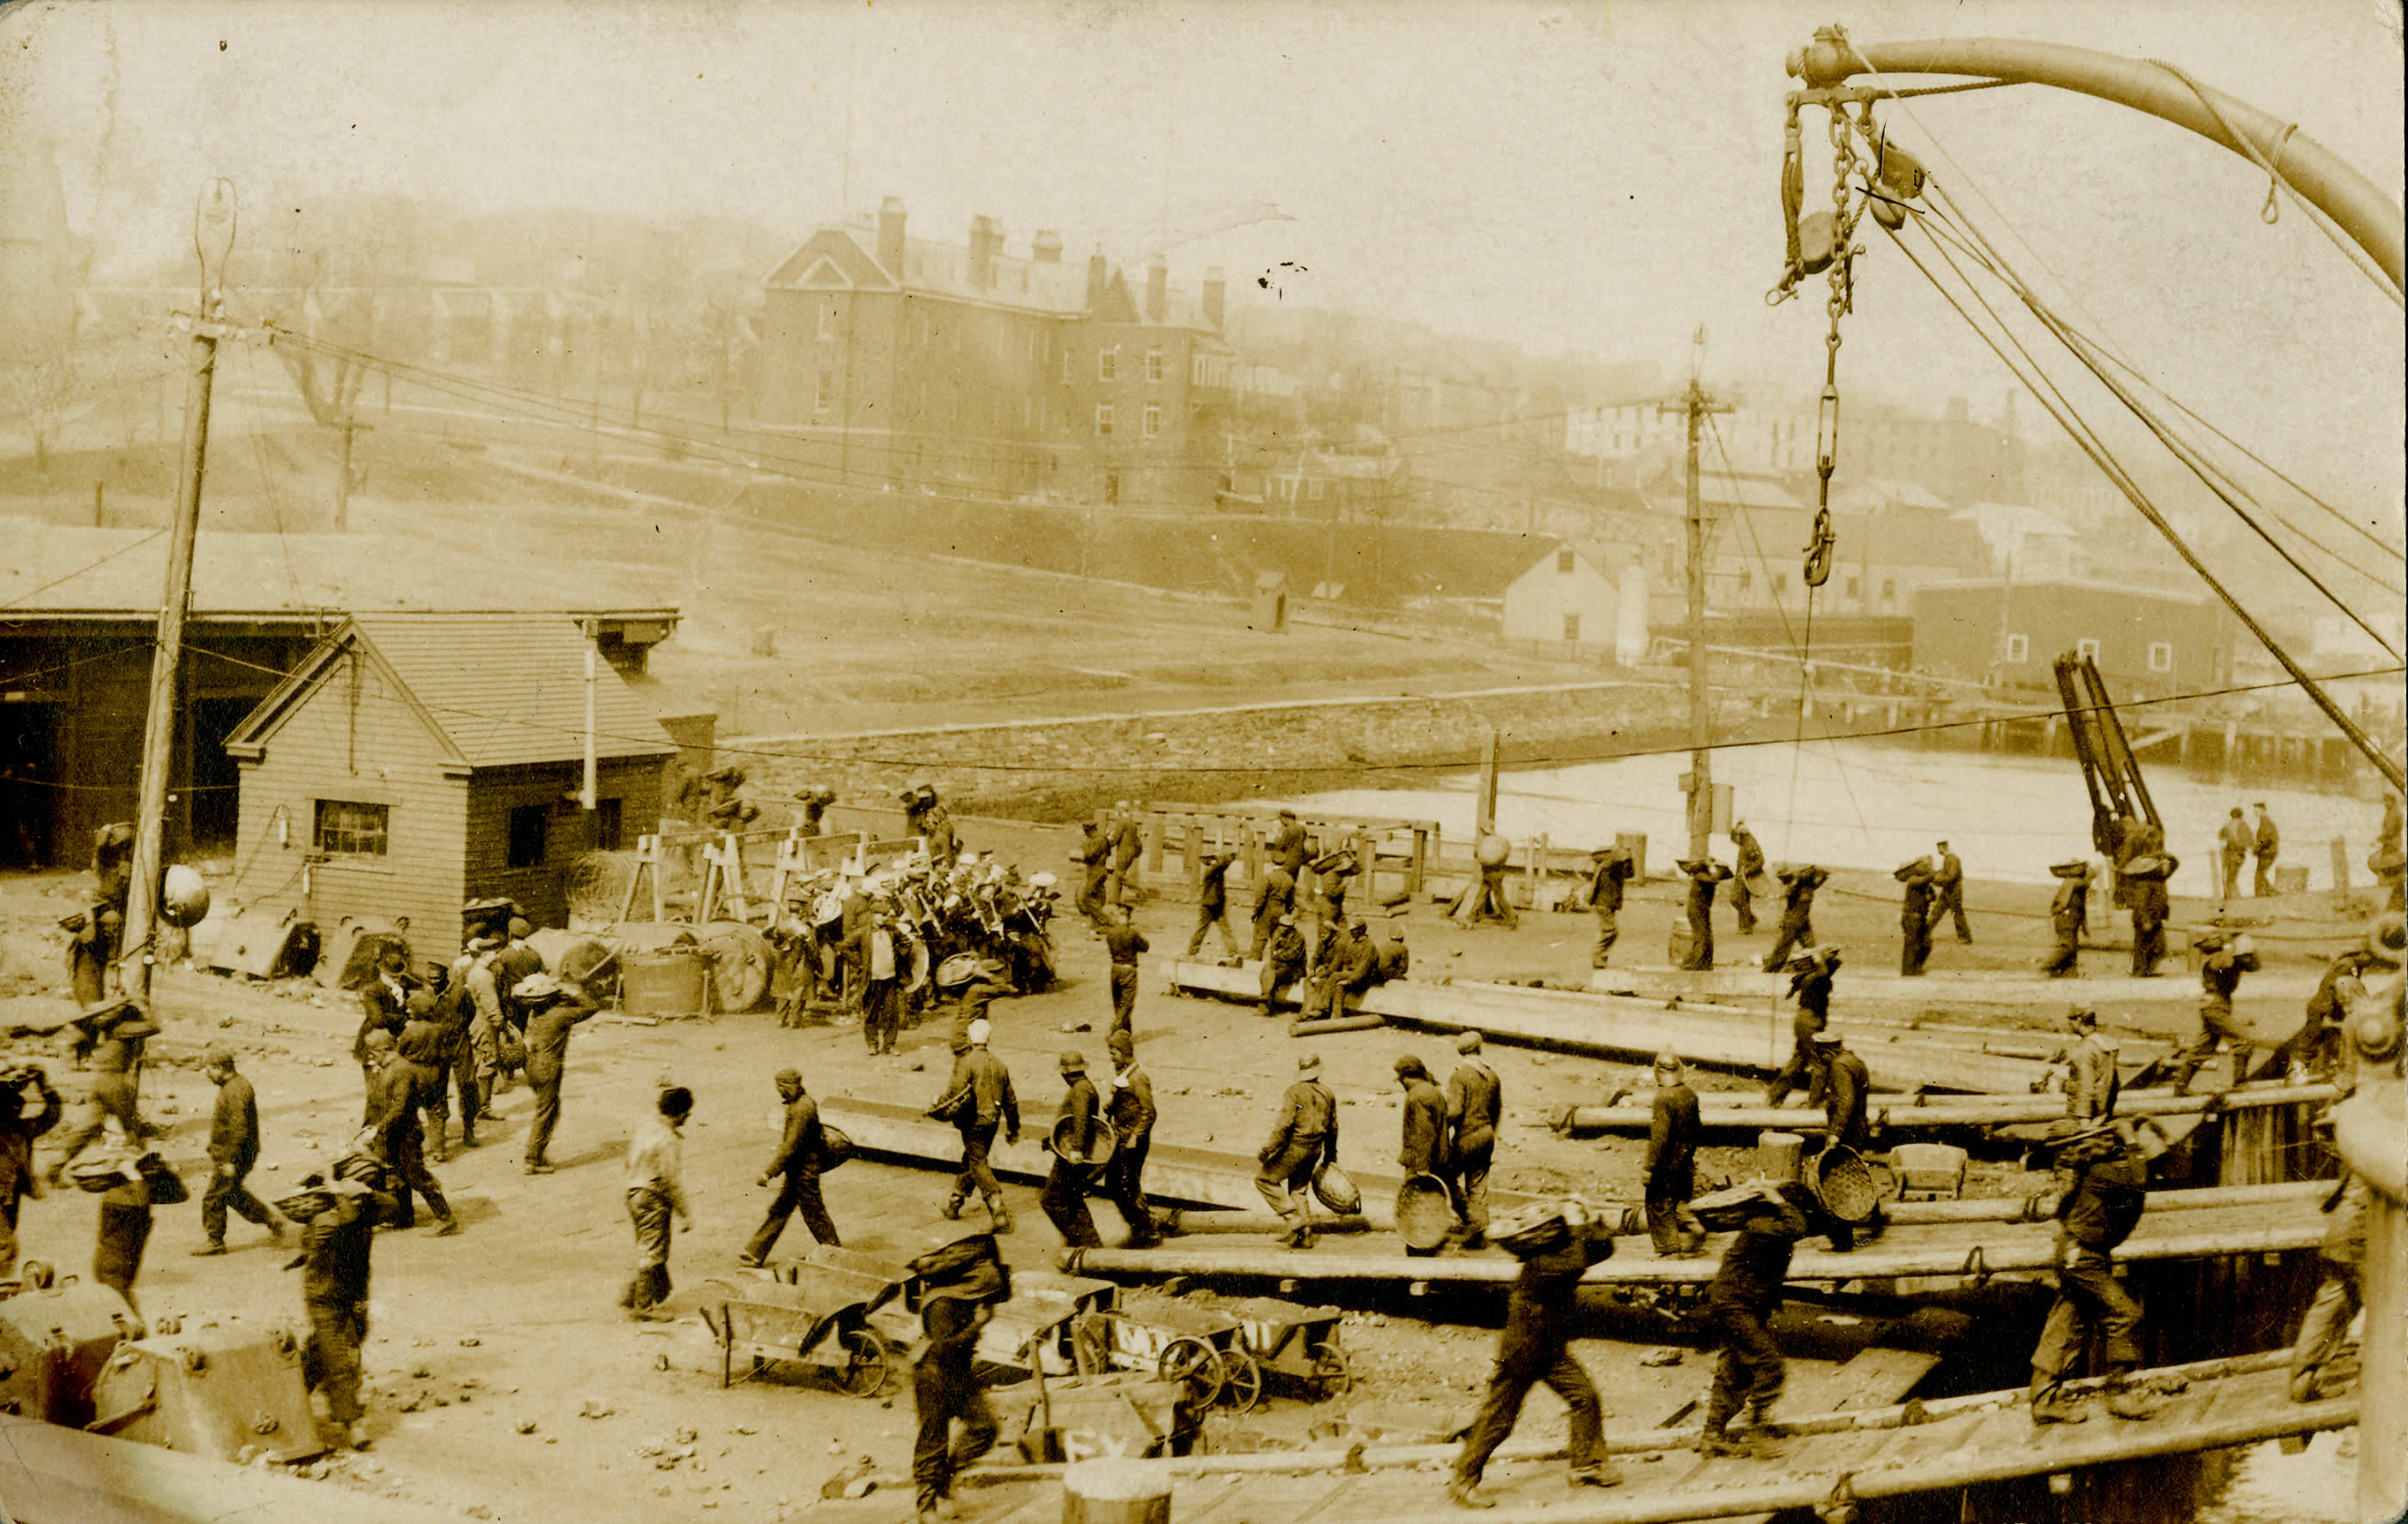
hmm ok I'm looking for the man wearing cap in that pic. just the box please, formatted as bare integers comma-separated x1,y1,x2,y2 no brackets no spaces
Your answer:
1374,916,1412,983
1760,865,1828,973
1583,847,1633,969
741,1069,838,1265
1811,1030,1879,1251
2169,931,2259,1094
1698,1183,1814,1457
1644,1054,1705,1257
1108,808,1144,907
1896,858,1936,977
930,1021,1019,1232
369,1008,461,1237
1100,906,1149,1035
194,1047,284,1256
2029,1121,2154,1423
1677,860,1729,971
1250,860,1299,960
2042,862,2090,978
1256,912,1309,1019
1447,1200,1622,1506
1766,948,1838,1107
1256,1054,1338,1250
623,1087,695,1320
2286,950,2372,1085
2289,1169,2368,1403
1040,1052,1103,1249
1446,1033,1502,1248
1189,851,1242,961
2059,1010,2121,1121
1728,823,1764,934
2120,827,2175,977
1394,1057,1450,1258
2218,808,2252,900
518,974,599,1176
1932,840,1971,943
488,919,544,1088
354,946,416,1089
1076,821,1112,925
292,1158,395,1450
1304,919,1378,1023
858,903,903,1056
1103,1030,1159,1247
2251,803,2281,897
1270,809,1310,881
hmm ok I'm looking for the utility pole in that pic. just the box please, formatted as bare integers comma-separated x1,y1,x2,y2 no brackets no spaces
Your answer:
120,181,236,1005
332,411,371,532
1660,329,1730,863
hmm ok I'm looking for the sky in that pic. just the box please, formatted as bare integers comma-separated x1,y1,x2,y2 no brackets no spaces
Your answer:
4,0,2404,529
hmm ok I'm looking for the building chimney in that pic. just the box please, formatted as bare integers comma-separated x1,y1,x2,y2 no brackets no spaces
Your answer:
1086,248,1109,311
1202,266,1226,332
1145,256,1168,323
876,196,906,279
967,215,995,288
1031,230,1063,263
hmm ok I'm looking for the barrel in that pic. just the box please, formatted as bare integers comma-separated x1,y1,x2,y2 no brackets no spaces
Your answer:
620,948,710,1019
1063,1458,1172,1524
1757,1131,1805,1183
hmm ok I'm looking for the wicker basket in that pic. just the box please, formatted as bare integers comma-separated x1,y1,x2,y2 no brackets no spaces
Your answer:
1689,1184,1766,1232
1813,1146,1883,1225
1311,1163,1361,1215
1050,1115,1117,1169
1394,1174,1455,1251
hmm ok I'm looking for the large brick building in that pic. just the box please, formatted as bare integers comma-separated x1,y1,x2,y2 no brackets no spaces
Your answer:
757,200,1235,509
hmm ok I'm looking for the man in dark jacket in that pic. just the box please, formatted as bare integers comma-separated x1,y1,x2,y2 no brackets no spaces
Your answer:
2290,1171,2368,1403
516,974,599,1176
1256,1052,1336,1249
1108,809,1144,907
372,1013,459,1236
1445,1033,1501,1247
910,1237,1006,1523
292,1155,396,1451
1678,860,1729,971
1447,1201,1621,1506
1303,921,1378,1023
1103,1029,1159,1247
194,1046,284,1255
1584,847,1633,968
1039,1051,1103,1248
2029,1122,2155,1423
1643,1053,1705,1257
931,1021,1019,1232
47,999,157,1183
354,947,416,1080
1250,863,1299,959
1075,823,1112,925
1101,907,1148,1035
1765,947,1838,1106
1698,1184,1813,1457
1395,1056,1448,1260
1931,840,1972,943
1728,823,1765,934
1897,859,1936,977
0,1066,60,1279
1188,851,1241,960
2170,931,2259,1093
2042,862,2090,978
2251,803,2281,897
1760,865,1827,972
2121,831,2174,977
740,1068,838,1264
1256,913,1308,1019
1809,1030,1879,1251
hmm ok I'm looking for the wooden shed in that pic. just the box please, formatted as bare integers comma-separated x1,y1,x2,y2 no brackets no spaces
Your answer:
221,612,679,949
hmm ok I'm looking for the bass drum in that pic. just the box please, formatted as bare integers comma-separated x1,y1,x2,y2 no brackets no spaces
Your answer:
902,937,933,994
937,952,985,990
692,921,775,1012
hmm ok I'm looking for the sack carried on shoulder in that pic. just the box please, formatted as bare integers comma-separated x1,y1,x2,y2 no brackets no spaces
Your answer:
817,1124,855,1171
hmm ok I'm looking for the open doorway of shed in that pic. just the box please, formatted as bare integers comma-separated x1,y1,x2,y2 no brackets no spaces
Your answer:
0,701,59,869
189,697,253,850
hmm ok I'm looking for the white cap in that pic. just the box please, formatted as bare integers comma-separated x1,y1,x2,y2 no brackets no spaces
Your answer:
966,1019,992,1046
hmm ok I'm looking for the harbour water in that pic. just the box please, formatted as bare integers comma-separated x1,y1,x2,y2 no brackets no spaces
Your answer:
1285,738,2386,892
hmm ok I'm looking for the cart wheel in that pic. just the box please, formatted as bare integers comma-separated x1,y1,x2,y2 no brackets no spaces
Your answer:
1312,1344,1354,1400
838,1330,892,1398
695,922,775,1011
1069,1313,1112,1379
1158,1337,1224,1406
1219,1348,1263,1414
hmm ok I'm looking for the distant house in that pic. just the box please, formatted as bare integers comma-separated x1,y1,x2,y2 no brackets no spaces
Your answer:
1950,501,2081,578
1501,544,1647,662
1911,577,2234,697
222,613,680,945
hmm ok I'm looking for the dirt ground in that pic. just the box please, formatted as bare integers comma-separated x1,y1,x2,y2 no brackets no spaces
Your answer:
0,827,2364,1522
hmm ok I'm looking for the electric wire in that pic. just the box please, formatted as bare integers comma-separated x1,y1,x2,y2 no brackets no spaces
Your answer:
0,530,171,611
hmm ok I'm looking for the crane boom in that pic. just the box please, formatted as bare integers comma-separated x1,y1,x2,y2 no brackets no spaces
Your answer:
2055,652,2159,861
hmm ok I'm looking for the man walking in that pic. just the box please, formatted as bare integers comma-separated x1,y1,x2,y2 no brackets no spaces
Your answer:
1698,1183,1812,1457
2122,830,2175,977
1896,857,1936,977
1931,840,1971,943
1256,1053,1337,1250
1109,809,1145,908
1584,847,1633,969
2289,1169,2368,1403
2170,931,2259,1093
2218,808,2252,900
1039,1052,1103,1249
930,1020,1018,1233
740,1068,838,1265
1445,1201,1621,1507
910,1235,1008,1524
1101,906,1148,1035
1250,861,1299,959
372,1013,460,1237
2043,860,2090,978
516,974,599,1176
1103,1030,1159,1248
193,1047,284,1256
1809,1029,1879,1252
292,1156,394,1451
1643,1053,1705,1257
1728,822,1764,935
622,1086,695,1320
1677,859,1729,971
1760,865,1827,973
2059,1009,2121,1121
2028,1121,2155,1423
2252,803,2282,897
1766,947,1837,1107
47,999,157,1183
1395,1055,1449,1257
488,919,543,1091
1076,822,1112,925
1188,851,1242,961
1445,1033,1501,1248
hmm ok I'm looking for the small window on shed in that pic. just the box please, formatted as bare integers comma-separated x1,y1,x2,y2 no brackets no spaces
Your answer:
2006,633,2030,663
1557,548,1576,574
507,804,549,870
593,798,624,852
1563,613,1582,643
315,800,389,857
2148,642,2173,673
2077,637,2101,661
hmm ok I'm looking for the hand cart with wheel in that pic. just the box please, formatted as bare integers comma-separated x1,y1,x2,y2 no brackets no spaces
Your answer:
1066,1288,1263,1413
695,1265,900,1396
1223,1296,1352,1402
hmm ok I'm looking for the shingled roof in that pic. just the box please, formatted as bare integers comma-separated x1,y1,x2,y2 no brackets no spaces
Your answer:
227,612,677,771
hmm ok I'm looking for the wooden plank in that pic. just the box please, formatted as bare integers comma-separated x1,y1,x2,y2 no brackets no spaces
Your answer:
1555,1086,2335,1136
0,1412,462,1523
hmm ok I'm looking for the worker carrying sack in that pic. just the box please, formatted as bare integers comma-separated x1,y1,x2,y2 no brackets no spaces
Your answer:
908,1231,1013,1309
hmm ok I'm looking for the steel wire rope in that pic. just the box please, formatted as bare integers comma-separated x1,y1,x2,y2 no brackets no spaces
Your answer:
182,632,2399,778
233,342,309,609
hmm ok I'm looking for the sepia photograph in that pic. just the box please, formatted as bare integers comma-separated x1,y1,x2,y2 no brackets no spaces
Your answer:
0,1,2400,1521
